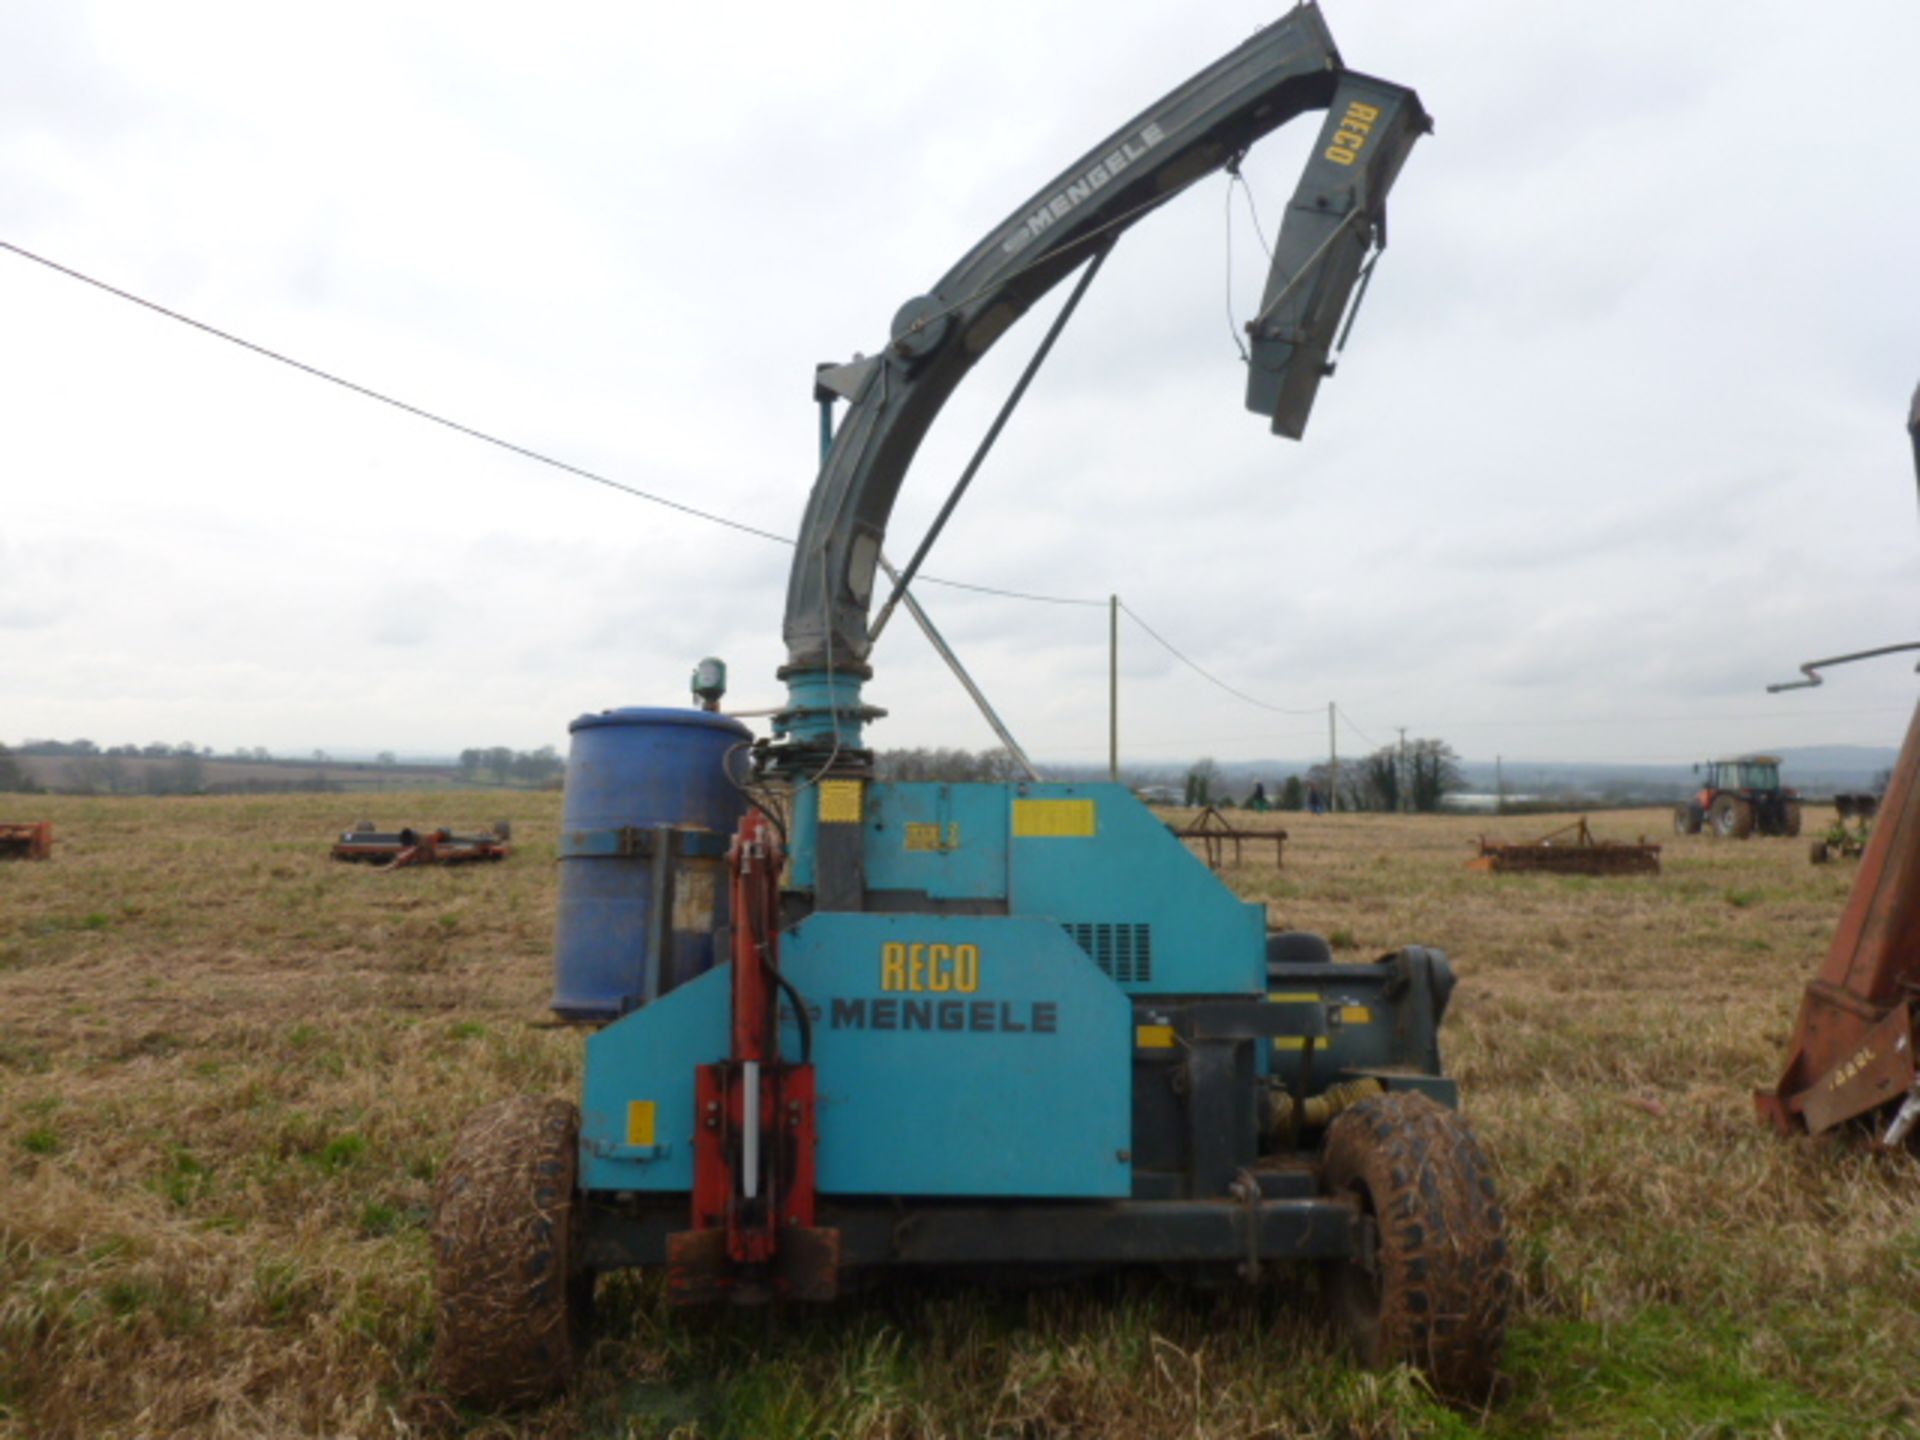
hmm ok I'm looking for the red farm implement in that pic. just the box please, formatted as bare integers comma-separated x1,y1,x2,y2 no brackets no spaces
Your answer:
1468,818,1661,876
331,822,511,870
0,821,53,860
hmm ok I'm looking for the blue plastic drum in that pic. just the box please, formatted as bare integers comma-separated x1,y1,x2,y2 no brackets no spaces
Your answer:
551,707,751,1021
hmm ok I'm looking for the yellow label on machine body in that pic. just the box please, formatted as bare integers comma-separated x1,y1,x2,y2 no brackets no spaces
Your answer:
817,779,864,824
904,822,962,852
1012,798,1097,837
626,1101,657,1148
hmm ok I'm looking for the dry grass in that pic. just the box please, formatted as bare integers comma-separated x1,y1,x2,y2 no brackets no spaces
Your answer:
2,793,1914,1437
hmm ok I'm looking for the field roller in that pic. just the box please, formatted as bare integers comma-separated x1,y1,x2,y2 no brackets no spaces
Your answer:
432,4,1509,1409
1468,818,1660,876
330,822,511,869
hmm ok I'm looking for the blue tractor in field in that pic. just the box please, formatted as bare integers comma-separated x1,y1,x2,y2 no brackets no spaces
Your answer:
431,4,1509,1407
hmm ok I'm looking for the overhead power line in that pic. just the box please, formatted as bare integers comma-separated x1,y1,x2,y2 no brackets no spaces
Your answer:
1118,602,1322,716
1336,705,1383,750
0,237,1104,609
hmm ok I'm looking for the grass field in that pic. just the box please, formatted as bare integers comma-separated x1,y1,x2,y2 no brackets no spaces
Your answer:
2,792,1914,1438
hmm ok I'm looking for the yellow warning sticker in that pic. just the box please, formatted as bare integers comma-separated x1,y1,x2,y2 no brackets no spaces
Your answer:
1267,992,1320,1004
1339,1006,1373,1026
1012,798,1097,837
626,1100,657,1148
818,779,864,824
1136,1024,1176,1049
904,821,961,852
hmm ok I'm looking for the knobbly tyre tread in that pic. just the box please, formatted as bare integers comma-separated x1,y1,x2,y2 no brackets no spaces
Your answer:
1707,795,1738,838
1321,1091,1511,1404
432,1096,587,1408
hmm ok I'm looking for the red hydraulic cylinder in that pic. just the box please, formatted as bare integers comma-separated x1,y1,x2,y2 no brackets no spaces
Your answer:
671,810,834,1301
1757,701,1920,1135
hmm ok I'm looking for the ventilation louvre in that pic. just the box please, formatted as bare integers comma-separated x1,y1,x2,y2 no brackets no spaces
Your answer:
1064,922,1153,983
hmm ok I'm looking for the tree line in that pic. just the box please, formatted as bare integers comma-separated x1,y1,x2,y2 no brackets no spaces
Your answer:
1182,738,1463,813
456,746,564,787
873,747,1028,783
1,737,569,795
870,740,1465,814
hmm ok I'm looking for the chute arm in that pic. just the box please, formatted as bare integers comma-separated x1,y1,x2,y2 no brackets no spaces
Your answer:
783,3,1429,677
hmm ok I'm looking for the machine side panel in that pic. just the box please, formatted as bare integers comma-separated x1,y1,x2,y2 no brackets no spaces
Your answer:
780,913,1132,1198
1008,783,1266,996
578,965,731,1193
862,782,1010,900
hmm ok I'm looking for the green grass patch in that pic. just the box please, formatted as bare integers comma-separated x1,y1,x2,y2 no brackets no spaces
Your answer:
1497,1308,1854,1436
158,1148,211,1208
316,1132,367,1174
354,1200,422,1238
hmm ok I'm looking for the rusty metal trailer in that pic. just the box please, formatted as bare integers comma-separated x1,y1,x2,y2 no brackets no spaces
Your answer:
0,821,53,861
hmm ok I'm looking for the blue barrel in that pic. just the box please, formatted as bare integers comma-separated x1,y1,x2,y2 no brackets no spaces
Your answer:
551,707,751,1021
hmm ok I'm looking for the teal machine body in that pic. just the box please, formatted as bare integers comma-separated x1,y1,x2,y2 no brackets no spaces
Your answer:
577,777,1457,1199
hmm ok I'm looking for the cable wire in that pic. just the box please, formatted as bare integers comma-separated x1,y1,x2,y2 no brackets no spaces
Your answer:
1335,705,1383,750
1118,602,1321,716
0,237,1106,610
1222,174,1251,364
1234,171,1275,260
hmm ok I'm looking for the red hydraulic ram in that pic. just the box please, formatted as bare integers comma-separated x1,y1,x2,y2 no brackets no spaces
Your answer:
668,810,836,1301
1756,702,1920,1139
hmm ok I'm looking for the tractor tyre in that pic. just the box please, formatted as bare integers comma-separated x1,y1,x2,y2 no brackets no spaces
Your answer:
432,1096,590,1409
1782,802,1803,838
1320,1092,1511,1404
1810,840,1830,865
1671,805,1701,836
1708,795,1754,839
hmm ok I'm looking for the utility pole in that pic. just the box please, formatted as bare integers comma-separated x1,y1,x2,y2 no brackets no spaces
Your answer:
1108,595,1119,783
1496,755,1506,815
1397,726,1409,814
1328,701,1340,814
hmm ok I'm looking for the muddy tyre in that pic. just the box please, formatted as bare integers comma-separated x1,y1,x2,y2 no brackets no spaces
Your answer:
1709,795,1753,839
1782,802,1803,838
1321,1092,1510,1403
1672,804,1701,836
432,1097,589,1408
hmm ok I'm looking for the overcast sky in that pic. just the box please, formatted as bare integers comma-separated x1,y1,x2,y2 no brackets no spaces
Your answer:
2,1,1915,769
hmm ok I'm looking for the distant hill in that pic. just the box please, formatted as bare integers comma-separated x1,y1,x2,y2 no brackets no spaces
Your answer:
1454,745,1899,799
